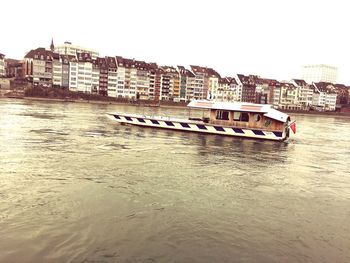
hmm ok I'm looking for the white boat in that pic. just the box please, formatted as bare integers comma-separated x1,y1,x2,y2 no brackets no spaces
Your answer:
107,100,296,141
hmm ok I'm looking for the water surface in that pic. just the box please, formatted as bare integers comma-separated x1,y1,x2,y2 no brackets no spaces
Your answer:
0,98,349,262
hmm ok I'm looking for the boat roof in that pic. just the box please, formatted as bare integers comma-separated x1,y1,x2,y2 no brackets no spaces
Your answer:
187,100,289,123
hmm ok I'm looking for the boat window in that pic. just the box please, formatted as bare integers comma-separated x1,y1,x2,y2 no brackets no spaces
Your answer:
241,113,249,122
233,112,249,122
233,112,241,121
254,114,261,122
216,110,230,120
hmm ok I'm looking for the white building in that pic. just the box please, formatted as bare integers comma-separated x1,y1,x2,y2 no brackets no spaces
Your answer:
280,83,300,110
234,74,245,102
301,64,338,84
312,82,337,111
0,53,5,76
76,52,93,93
52,53,62,87
55,41,99,59
68,58,78,91
291,79,313,110
106,57,118,97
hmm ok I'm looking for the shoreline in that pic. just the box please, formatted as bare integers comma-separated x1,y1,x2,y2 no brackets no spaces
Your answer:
1,95,350,117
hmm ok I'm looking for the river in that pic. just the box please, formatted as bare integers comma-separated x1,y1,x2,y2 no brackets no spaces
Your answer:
0,98,349,263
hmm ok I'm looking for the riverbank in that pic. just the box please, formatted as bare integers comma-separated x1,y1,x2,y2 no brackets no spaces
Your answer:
2,86,350,117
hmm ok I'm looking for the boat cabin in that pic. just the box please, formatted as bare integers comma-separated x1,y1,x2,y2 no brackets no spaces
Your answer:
187,100,290,132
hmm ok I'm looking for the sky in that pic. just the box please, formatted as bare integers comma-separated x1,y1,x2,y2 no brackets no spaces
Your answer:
2,0,350,84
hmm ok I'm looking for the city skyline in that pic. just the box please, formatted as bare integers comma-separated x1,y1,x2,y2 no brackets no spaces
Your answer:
2,0,350,84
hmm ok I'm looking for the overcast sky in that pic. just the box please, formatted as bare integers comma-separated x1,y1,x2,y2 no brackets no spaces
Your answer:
2,0,349,84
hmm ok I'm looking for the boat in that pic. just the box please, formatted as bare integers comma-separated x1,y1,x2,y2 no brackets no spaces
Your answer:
107,100,296,141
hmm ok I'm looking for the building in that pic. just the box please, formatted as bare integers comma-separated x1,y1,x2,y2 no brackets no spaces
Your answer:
23,48,54,87
292,79,313,110
280,82,300,110
312,82,337,111
60,55,72,89
68,55,78,91
207,68,221,100
92,59,100,94
96,57,108,96
52,53,62,88
134,60,151,100
236,74,257,103
5,59,23,78
0,53,5,76
268,80,282,107
153,67,164,101
177,66,196,102
55,41,99,59
106,56,117,97
115,56,138,99
76,52,93,93
159,66,179,101
190,65,207,100
301,64,337,84
334,84,349,105
148,63,158,101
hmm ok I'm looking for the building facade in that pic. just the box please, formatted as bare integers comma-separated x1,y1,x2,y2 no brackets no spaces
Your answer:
312,82,337,111
23,48,54,87
76,52,93,93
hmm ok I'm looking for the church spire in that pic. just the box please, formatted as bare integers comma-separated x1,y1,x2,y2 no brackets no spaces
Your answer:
50,38,55,51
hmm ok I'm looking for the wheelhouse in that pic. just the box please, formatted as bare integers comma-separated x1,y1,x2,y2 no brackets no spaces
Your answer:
187,100,290,133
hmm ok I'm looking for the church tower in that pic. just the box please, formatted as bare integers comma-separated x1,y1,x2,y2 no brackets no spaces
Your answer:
50,38,55,51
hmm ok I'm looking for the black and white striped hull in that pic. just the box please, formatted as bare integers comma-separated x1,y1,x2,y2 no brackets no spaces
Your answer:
107,113,287,141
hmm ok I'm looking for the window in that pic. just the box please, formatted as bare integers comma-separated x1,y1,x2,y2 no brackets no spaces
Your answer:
254,114,261,122
233,112,249,122
216,110,229,120
233,112,241,121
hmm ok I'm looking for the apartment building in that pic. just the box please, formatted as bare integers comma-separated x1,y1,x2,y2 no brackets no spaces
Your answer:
153,67,164,101
280,83,299,110
52,53,62,87
96,57,108,96
23,48,54,87
312,82,337,111
177,66,196,102
68,56,78,91
159,66,179,101
291,79,313,110
190,65,209,100
236,74,257,103
134,60,151,100
60,55,72,89
76,52,93,93
148,63,158,100
104,57,117,97
92,59,100,94
115,57,138,99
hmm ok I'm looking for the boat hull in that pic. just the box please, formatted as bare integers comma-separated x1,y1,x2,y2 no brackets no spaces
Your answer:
107,113,287,141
